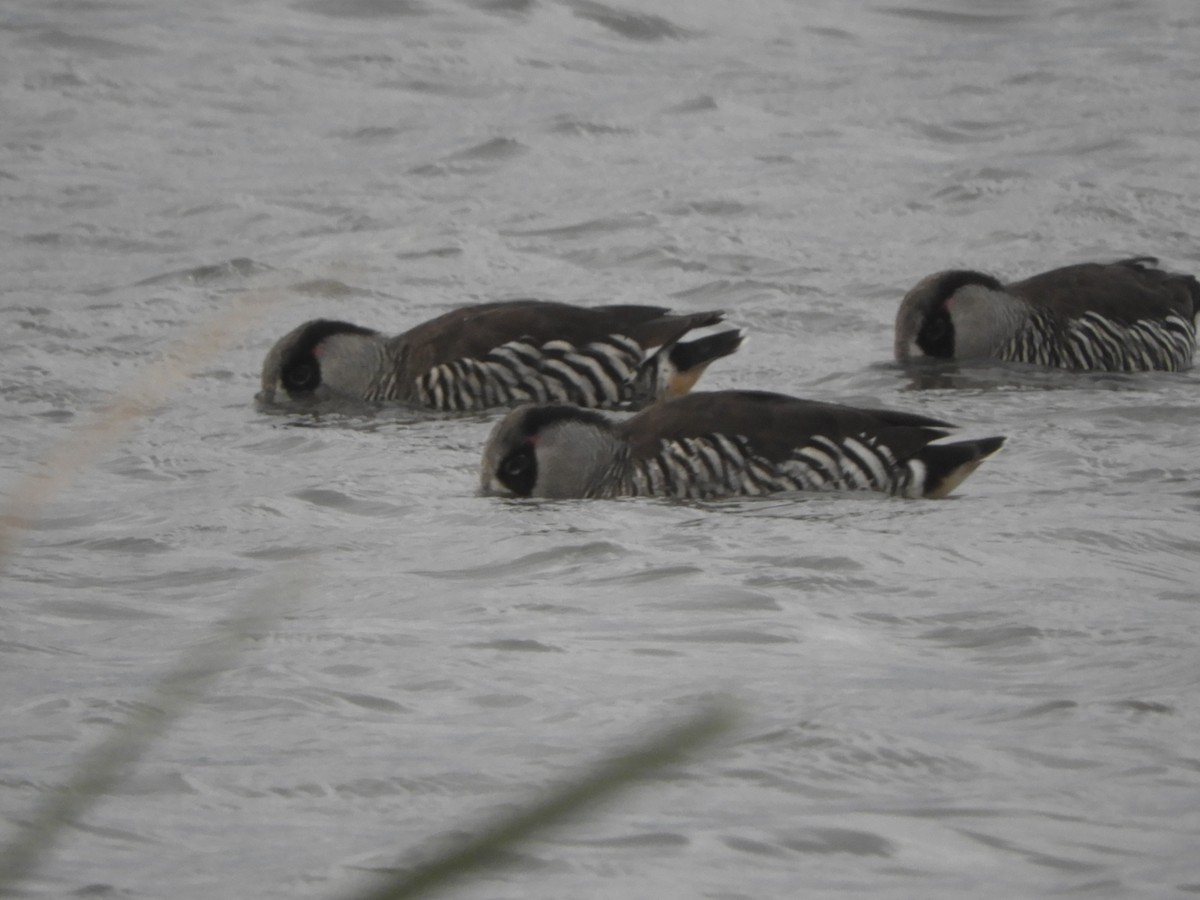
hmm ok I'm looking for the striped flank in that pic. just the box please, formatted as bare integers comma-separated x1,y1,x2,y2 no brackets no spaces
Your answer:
621,432,929,500
415,336,645,411
999,312,1196,372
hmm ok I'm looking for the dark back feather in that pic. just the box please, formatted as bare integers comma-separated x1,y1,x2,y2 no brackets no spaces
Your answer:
393,300,723,379
619,391,953,464
1008,259,1198,323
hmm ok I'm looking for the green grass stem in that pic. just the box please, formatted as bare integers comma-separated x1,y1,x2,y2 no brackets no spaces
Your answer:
344,701,736,900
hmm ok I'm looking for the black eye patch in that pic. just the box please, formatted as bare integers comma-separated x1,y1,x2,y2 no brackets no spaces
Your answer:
282,359,320,392
912,270,1002,360
497,441,538,496
916,306,955,358
277,320,377,398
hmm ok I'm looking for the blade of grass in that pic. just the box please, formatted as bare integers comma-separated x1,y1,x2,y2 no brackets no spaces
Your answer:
0,287,278,562
0,591,282,893
345,700,737,900
0,281,283,890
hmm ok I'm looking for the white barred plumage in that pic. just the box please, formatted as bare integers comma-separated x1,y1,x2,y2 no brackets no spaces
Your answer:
895,258,1200,372
413,335,644,411
258,300,743,411
997,310,1195,371
481,391,1005,502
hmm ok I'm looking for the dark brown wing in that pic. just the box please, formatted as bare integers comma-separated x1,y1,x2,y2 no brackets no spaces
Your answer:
620,390,953,464
1008,259,1200,323
393,300,724,376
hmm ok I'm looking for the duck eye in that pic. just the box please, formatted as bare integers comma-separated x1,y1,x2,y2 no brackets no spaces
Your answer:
497,443,537,495
916,307,955,358
282,360,320,392
503,452,531,477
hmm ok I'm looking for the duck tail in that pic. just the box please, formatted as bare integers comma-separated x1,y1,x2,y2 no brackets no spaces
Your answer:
920,436,1006,499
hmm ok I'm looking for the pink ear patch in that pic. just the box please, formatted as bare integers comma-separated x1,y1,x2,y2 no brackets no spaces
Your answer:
526,434,541,446
313,343,325,357
944,296,957,311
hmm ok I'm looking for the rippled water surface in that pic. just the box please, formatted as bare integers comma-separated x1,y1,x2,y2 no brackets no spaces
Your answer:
3,1,1200,897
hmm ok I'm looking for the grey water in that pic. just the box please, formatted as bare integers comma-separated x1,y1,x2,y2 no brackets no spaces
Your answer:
3,0,1200,897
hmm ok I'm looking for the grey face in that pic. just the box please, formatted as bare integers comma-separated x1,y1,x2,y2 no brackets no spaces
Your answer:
481,404,618,499
896,270,1007,362
258,319,380,403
